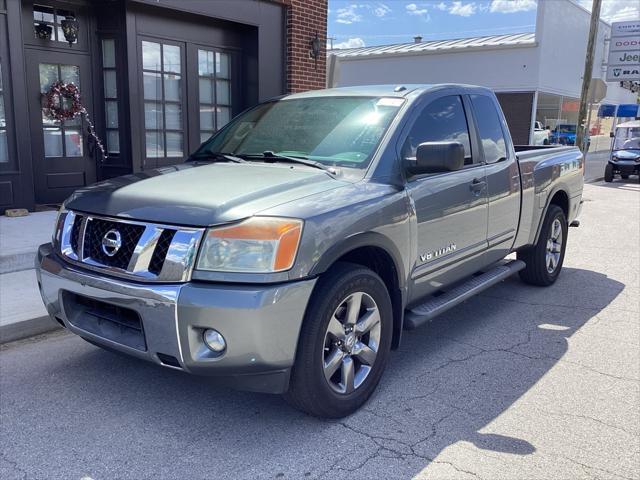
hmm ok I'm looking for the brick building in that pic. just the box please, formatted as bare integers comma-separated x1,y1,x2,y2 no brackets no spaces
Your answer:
0,0,327,210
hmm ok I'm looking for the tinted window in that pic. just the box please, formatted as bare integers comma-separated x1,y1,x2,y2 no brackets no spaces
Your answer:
470,94,507,163
402,95,472,163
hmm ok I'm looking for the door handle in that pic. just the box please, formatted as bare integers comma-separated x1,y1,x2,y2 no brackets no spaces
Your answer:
470,178,486,193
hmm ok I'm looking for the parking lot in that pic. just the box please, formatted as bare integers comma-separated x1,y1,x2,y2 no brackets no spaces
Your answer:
1,181,638,480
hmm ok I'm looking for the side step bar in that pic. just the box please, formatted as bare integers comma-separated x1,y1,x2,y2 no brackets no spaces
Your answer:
404,260,526,330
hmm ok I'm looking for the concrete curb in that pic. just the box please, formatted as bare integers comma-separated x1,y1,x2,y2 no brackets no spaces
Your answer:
0,315,61,344
0,251,38,274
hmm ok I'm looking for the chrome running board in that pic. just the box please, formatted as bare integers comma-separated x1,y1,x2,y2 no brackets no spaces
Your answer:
404,260,526,330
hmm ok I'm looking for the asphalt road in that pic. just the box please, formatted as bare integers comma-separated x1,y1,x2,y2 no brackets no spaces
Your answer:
1,182,639,480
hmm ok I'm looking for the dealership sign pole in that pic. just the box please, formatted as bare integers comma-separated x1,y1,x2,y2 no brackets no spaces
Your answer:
576,0,602,154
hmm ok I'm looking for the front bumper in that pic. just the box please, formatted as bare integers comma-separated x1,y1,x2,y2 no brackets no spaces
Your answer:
609,160,640,175
36,243,316,394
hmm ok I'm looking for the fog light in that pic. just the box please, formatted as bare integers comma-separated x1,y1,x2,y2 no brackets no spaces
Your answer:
203,329,226,353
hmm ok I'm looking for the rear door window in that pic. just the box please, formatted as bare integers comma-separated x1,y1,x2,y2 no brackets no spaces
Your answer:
470,94,507,164
402,95,474,166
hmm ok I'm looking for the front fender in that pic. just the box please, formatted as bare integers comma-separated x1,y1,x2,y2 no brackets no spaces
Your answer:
308,231,407,290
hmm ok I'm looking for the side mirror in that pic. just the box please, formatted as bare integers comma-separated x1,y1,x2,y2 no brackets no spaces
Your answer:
609,131,615,138
406,141,465,175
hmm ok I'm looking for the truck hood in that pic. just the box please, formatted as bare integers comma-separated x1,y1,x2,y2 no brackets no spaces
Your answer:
65,162,350,227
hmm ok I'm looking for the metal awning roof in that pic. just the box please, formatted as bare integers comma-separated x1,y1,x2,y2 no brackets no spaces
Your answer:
329,32,536,58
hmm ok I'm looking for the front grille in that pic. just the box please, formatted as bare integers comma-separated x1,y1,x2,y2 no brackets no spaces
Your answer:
70,214,83,254
83,219,145,270
149,229,176,275
59,211,203,282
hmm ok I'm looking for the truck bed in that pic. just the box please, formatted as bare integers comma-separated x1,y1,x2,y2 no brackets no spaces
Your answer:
514,145,579,158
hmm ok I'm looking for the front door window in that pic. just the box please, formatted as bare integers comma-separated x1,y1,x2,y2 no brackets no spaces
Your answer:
39,63,82,157
142,40,184,159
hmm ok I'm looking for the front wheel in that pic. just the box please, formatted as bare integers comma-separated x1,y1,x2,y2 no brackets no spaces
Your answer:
284,262,393,418
517,205,568,286
604,163,614,182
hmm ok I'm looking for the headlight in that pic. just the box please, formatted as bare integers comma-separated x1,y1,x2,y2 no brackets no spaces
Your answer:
196,217,303,273
52,205,68,245
611,156,618,161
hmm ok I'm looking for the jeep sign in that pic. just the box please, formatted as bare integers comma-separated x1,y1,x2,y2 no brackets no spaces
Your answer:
607,22,640,82
607,49,640,66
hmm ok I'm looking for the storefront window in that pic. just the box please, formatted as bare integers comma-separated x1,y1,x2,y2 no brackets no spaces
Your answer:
0,61,7,163
102,39,120,154
535,92,579,146
197,49,232,143
142,40,183,158
33,5,77,45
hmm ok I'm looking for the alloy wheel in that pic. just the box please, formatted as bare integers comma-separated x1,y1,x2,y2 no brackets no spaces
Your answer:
322,292,381,394
546,218,563,274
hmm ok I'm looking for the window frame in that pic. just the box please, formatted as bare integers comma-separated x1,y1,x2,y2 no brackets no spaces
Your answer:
32,4,78,45
468,93,510,165
0,13,17,172
26,2,88,51
138,36,186,163
99,36,121,158
195,46,233,145
38,62,84,159
399,93,484,182
0,56,11,168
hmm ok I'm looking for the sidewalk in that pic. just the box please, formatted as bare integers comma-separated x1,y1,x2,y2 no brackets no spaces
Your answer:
0,211,59,343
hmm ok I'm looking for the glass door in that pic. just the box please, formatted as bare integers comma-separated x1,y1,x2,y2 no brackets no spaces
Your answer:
26,49,95,204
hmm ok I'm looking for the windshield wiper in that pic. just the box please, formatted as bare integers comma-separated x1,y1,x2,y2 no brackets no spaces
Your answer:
238,151,336,174
187,152,246,163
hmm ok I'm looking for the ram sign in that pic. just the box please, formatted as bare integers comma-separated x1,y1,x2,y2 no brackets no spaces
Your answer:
607,21,640,82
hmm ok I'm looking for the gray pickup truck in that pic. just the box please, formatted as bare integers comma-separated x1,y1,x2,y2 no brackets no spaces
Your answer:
36,84,583,418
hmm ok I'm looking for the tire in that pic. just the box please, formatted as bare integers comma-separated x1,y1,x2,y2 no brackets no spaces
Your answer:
284,262,393,418
517,205,568,286
604,163,614,183
621,173,629,179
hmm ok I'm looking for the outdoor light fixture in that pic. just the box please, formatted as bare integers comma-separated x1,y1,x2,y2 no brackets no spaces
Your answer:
61,15,79,46
35,22,52,40
309,31,321,67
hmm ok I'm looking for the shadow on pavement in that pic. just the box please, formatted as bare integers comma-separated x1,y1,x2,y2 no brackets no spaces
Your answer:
590,179,640,190
0,267,625,478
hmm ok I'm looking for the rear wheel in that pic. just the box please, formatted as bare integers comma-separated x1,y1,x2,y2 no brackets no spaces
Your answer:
604,163,614,182
284,262,393,418
517,205,568,286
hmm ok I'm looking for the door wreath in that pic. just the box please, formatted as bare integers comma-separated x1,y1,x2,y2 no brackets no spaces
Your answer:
43,81,107,160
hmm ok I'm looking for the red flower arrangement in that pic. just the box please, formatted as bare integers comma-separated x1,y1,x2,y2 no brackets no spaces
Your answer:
43,81,107,160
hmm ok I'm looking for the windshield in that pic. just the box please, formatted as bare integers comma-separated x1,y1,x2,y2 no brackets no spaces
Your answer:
194,96,404,169
556,125,576,133
613,126,640,150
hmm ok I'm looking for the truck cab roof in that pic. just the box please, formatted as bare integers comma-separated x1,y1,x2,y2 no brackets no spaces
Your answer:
284,83,496,100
